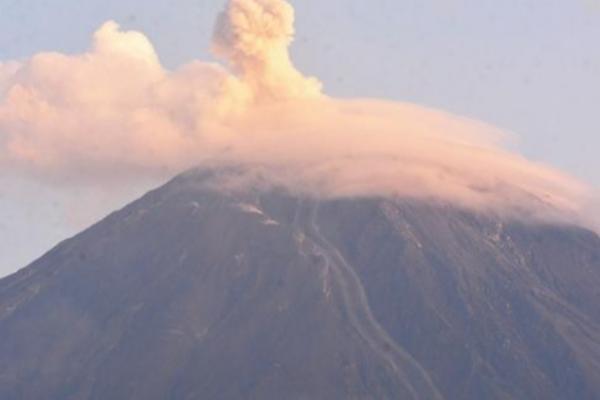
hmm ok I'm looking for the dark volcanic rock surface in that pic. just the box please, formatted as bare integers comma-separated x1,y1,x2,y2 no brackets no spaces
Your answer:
0,170,599,399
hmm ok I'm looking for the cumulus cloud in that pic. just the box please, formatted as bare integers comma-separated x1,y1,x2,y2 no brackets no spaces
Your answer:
0,0,595,226
0,21,229,181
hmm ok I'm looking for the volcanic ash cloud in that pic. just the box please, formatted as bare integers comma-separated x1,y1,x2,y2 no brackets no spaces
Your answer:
0,0,594,226
213,0,322,101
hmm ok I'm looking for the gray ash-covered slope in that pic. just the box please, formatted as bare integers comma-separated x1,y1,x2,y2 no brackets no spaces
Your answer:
1,169,599,400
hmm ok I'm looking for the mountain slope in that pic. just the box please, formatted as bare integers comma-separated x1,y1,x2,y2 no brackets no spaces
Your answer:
0,170,599,400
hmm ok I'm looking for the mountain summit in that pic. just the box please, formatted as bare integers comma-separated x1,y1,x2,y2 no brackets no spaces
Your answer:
1,169,599,400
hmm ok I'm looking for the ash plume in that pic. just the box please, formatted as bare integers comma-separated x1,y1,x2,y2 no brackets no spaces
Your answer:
213,0,322,101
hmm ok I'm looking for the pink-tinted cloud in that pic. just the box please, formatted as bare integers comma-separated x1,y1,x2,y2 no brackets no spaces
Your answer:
0,0,594,227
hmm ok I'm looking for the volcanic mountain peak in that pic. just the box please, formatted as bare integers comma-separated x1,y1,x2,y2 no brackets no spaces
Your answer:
0,169,599,400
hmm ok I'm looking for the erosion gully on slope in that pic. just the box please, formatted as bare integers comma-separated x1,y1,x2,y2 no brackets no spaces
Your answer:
291,199,444,400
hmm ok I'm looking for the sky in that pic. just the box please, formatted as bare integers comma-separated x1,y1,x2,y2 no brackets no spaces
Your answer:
0,0,599,277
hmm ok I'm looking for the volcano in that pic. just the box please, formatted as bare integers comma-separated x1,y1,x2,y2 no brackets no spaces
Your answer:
0,168,599,400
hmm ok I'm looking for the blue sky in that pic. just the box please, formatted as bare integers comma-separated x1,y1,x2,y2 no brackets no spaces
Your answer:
0,0,599,276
